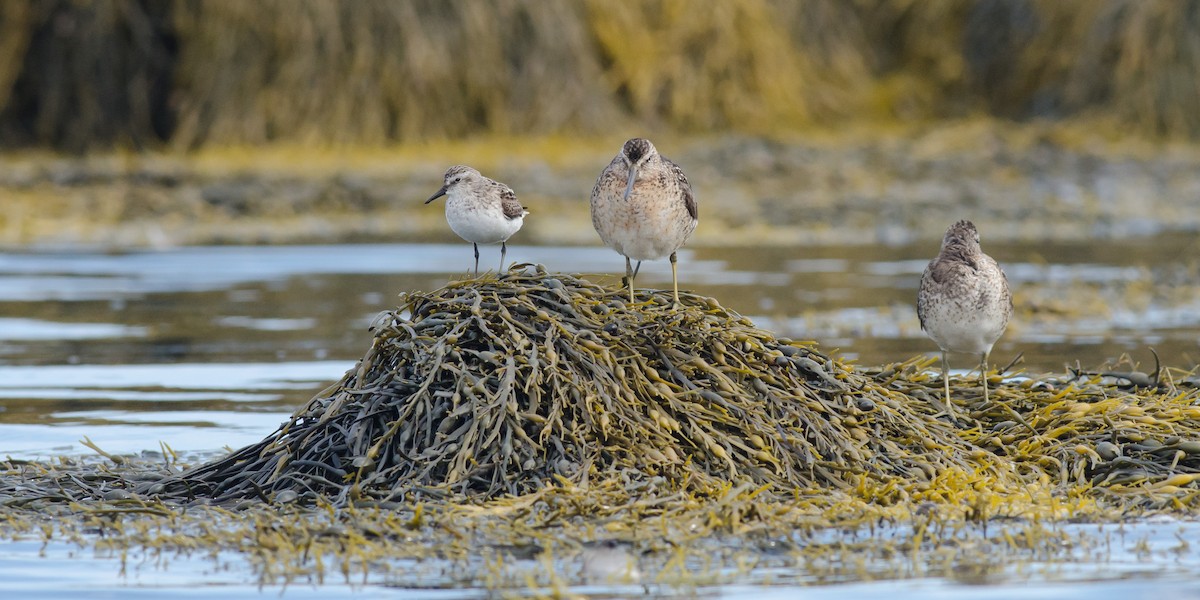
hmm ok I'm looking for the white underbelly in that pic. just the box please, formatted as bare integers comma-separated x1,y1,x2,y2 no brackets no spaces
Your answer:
446,201,522,245
923,301,1008,355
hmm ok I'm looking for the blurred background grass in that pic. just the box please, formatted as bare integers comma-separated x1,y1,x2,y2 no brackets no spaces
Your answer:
5,0,1200,249
2,0,1200,152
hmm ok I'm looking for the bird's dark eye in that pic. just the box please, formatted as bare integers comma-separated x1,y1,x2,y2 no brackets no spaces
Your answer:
452,177,461,184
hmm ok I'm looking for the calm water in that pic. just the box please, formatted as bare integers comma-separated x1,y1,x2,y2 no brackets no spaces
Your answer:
2,238,1200,596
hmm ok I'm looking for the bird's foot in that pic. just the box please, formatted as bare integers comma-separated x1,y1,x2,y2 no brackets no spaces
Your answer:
941,401,961,426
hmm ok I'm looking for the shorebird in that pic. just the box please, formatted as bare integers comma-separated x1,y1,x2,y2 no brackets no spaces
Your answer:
590,138,697,305
425,165,527,276
917,220,1012,421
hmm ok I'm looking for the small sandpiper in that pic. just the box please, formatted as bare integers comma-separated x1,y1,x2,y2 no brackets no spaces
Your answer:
917,220,1012,420
425,165,528,276
590,138,697,305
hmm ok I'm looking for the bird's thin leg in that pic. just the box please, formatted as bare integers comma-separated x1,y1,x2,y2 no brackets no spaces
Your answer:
473,243,480,277
500,241,507,274
669,251,680,307
625,257,635,303
942,351,956,421
632,260,642,281
981,351,990,404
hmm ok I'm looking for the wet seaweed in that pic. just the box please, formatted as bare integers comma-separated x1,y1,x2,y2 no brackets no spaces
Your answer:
865,359,1200,510
112,265,1200,517
4,267,1198,518
5,268,1200,588
149,265,990,505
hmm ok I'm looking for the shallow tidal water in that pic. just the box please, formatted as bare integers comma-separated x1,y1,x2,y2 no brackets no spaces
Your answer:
2,237,1200,596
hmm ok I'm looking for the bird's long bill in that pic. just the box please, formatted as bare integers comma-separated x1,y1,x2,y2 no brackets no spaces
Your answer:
424,186,448,204
622,166,638,201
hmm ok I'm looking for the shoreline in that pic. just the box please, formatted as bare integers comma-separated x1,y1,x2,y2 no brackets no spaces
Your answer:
4,121,1200,250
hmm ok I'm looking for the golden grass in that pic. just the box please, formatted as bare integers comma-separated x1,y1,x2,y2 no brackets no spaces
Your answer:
4,1,1200,149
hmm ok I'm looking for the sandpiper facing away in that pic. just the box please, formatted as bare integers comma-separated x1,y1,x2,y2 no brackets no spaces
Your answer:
425,165,527,276
590,138,698,305
917,220,1012,420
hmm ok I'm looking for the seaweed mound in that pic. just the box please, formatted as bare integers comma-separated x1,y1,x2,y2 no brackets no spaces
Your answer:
159,265,991,504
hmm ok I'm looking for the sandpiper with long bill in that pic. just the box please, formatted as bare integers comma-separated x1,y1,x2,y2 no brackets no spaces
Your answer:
917,219,1012,421
589,138,697,305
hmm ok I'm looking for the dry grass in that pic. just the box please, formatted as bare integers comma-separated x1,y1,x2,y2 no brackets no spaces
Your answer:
3,1,1200,150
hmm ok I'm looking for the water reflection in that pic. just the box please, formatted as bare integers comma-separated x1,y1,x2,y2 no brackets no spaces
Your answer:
0,317,146,340
2,517,1199,597
0,237,1197,458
